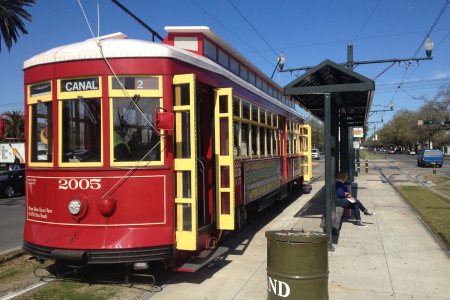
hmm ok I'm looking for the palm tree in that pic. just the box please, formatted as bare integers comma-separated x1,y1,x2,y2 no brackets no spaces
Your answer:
2,110,24,140
0,0,35,52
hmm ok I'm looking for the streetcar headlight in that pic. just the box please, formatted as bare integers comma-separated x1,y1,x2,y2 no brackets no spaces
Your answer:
68,199,82,215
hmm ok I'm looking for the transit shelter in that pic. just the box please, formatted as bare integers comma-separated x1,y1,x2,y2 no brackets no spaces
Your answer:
284,59,375,249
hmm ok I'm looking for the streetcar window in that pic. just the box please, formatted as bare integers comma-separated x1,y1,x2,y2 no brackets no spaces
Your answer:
259,127,265,156
176,170,192,198
251,105,258,122
267,129,272,156
287,132,293,155
30,102,52,163
233,121,240,156
272,130,277,156
218,49,229,68
61,98,101,163
182,204,192,231
219,117,229,156
260,109,266,124
241,123,249,157
242,102,250,119
256,77,262,89
248,71,256,85
240,65,248,81
230,57,239,75
219,95,228,113
262,81,268,93
275,130,280,156
293,134,298,154
112,97,161,162
204,38,216,60
174,83,191,106
251,124,258,156
232,97,240,117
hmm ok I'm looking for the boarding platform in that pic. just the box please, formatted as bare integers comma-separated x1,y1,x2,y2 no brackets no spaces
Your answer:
148,170,450,299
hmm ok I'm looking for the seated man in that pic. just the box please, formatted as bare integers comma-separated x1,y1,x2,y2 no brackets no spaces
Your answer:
335,170,375,227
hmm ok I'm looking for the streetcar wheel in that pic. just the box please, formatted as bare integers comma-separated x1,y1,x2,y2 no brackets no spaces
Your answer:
4,186,15,198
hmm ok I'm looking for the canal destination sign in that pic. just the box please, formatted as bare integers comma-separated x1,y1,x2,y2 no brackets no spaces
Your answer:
60,78,99,92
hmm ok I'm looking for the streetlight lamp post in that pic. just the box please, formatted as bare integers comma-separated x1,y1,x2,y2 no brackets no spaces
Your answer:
425,37,434,58
279,38,434,77
271,52,285,79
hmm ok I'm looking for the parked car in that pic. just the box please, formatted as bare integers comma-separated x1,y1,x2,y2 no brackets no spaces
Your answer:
311,149,320,160
408,150,416,155
387,149,396,154
0,169,25,197
417,149,444,168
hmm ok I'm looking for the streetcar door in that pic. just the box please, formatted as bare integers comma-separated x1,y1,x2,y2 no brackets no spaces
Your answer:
173,74,198,250
214,88,235,230
300,124,312,181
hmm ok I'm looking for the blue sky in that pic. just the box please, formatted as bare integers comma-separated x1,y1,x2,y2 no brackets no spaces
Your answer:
0,0,449,124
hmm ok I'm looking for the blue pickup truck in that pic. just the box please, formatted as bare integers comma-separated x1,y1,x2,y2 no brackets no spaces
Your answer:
417,149,444,167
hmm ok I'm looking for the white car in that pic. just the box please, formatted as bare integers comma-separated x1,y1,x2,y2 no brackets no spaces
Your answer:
311,149,320,160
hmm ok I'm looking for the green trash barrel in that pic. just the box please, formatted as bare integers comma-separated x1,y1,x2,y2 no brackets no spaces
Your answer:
266,230,329,299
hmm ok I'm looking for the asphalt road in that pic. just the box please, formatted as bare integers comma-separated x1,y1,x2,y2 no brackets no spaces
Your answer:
384,153,450,177
0,195,25,254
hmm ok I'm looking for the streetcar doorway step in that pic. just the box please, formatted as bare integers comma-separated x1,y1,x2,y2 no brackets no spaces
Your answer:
176,246,229,272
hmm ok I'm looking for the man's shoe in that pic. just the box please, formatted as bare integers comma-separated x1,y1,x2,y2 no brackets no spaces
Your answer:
364,210,376,216
354,221,368,227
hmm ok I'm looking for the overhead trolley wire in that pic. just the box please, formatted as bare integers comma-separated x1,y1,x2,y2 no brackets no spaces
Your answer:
227,0,279,59
351,0,382,44
412,0,450,58
190,0,273,66
227,0,293,75
389,0,450,105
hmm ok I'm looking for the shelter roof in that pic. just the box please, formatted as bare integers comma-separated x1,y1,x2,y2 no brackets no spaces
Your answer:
284,59,375,127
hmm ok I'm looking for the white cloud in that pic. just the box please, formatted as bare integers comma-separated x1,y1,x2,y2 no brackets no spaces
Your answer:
430,70,450,80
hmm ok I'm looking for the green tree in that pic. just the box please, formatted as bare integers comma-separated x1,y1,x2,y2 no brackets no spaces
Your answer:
305,116,324,150
2,110,24,140
416,86,450,148
375,84,450,150
0,0,35,52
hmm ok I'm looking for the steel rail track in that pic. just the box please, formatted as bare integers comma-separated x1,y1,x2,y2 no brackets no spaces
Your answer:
372,160,450,258
379,161,450,201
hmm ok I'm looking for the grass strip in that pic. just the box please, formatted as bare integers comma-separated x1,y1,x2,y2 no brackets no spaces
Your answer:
360,149,386,160
421,173,450,198
396,185,450,250
16,281,119,300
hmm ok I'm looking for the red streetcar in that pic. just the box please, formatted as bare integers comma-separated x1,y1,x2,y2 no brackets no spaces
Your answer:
23,27,311,271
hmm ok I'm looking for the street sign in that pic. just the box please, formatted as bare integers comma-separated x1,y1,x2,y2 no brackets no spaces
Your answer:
353,127,364,137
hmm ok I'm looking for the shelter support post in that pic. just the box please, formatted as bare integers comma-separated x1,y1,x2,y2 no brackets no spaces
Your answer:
339,125,348,173
348,127,355,182
324,93,335,250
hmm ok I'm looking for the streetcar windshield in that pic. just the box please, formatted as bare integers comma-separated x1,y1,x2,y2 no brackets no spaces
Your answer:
30,101,52,163
112,97,161,162
61,97,101,162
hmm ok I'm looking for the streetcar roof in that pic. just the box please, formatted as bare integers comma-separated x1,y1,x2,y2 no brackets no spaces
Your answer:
24,32,303,119
164,26,276,88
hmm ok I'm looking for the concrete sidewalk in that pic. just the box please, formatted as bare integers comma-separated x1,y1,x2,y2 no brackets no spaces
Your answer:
149,172,450,299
